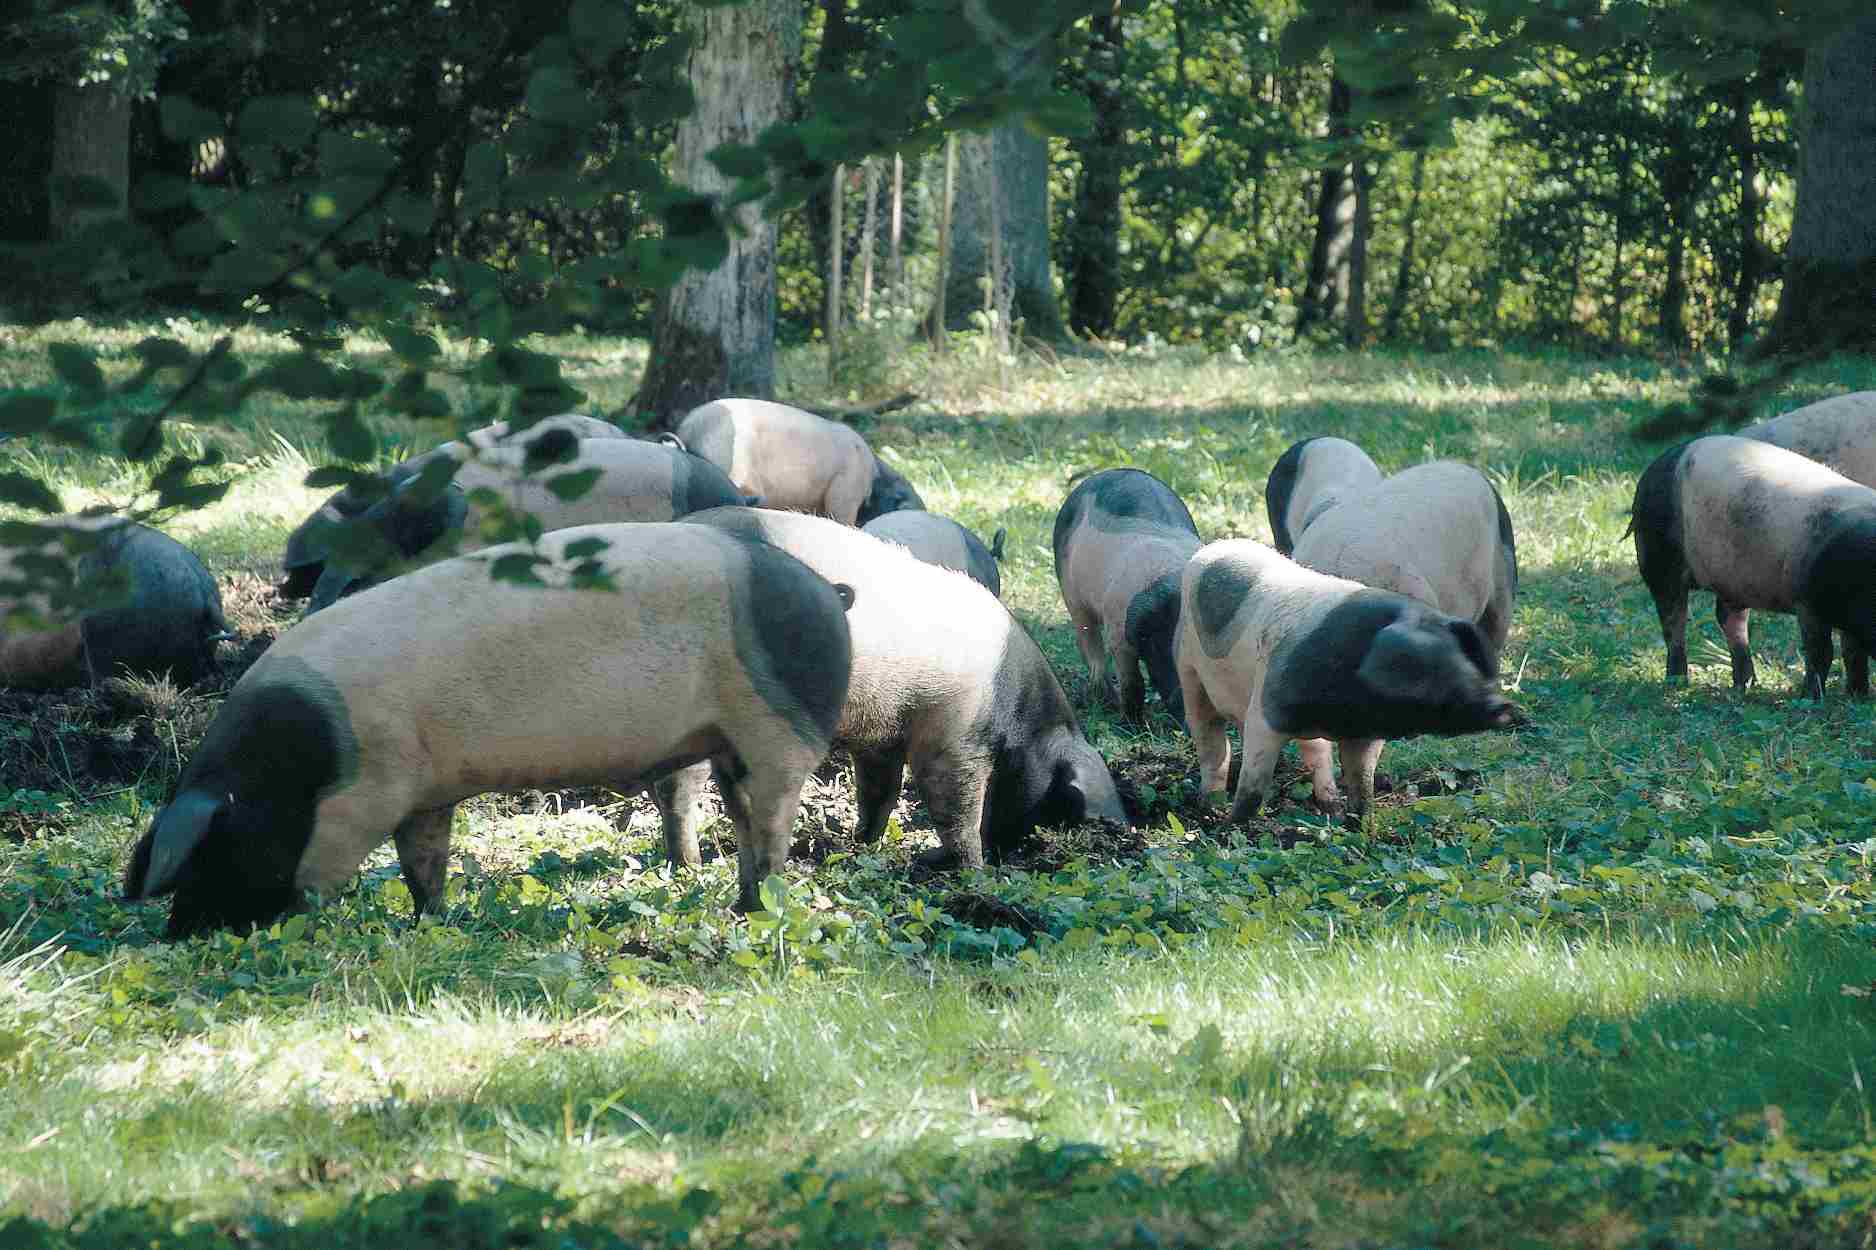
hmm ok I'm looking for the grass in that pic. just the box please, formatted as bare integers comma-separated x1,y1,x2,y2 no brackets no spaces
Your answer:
4,322,1876,1247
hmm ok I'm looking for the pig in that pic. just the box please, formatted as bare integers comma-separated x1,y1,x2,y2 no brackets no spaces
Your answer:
279,413,628,598
1289,461,1518,660
861,510,1005,596
669,506,1127,871
1631,434,1876,698
1286,461,1518,811
1051,468,1201,723
1712,392,1876,663
1176,539,1517,821
304,437,748,611
1263,436,1383,555
2,515,226,690
123,522,856,935
674,398,925,526
1740,391,1876,486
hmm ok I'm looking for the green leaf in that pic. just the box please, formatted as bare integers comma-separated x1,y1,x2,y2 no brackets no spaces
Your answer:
488,552,548,586
569,0,632,62
238,95,318,149
159,96,222,144
0,395,57,438
0,472,63,514
48,344,106,395
561,536,610,561
545,467,602,502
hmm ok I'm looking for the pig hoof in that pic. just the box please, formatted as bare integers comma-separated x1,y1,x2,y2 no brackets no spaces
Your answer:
912,846,963,872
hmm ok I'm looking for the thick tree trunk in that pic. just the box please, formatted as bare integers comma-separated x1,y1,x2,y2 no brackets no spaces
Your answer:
49,83,131,240
1066,7,1125,339
632,0,800,426
1294,75,1354,341
931,9,1066,340
934,123,1065,338
1764,17,1876,358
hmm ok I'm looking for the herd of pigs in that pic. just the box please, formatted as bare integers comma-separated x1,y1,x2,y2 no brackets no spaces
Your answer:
5,389,1876,941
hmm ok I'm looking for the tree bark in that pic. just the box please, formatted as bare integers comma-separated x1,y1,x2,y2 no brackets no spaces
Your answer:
1382,147,1426,341
1728,78,1765,353
1295,75,1354,341
1763,17,1876,358
632,0,800,426
1066,6,1125,339
1346,153,1374,347
49,83,131,240
930,8,1067,340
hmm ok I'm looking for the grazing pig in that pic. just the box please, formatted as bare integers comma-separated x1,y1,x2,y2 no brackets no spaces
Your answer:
1051,468,1201,722
1713,393,1876,662
1631,434,1876,698
1286,462,1518,809
672,506,1127,871
124,522,855,934
675,398,925,526
2,515,226,690
861,510,1005,596
280,413,628,597
1264,436,1383,555
1177,539,1516,820
305,438,747,610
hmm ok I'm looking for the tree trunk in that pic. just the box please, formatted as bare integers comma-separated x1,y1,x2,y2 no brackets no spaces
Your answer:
1294,75,1354,341
1066,6,1125,339
1346,153,1374,347
1764,17,1876,358
1728,77,1765,353
803,0,860,313
930,9,1067,340
49,83,131,240
632,0,800,426
1382,147,1426,341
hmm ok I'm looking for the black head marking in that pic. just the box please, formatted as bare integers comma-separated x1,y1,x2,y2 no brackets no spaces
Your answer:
978,625,1092,858
1264,592,1511,740
127,657,359,938
77,525,226,688
670,447,745,516
856,456,926,525
1193,559,1255,660
1800,510,1876,644
725,533,854,748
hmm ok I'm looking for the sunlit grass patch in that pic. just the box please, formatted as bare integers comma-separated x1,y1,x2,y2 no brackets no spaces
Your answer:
6,329,1876,1246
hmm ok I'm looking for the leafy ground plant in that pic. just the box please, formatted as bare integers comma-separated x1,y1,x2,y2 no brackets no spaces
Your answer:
3,328,1876,1248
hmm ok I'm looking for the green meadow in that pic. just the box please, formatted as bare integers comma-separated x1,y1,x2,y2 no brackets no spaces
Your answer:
4,321,1876,1248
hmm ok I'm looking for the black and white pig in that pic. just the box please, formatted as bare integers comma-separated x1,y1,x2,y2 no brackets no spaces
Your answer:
675,398,925,526
2,515,225,690
124,522,855,935
1177,539,1517,821
1051,468,1201,723
1263,436,1383,556
1709,392,1876,664
279,412,628,598
671,506,1127,871
1286,461,1518,810
861,510,1005,596
1631,434,1876,698
304,437,748,610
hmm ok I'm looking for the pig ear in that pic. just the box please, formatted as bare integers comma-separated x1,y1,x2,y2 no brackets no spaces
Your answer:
129,790,224,899
1052,759,1089,821
1355,622,1434,701
1447,618,1495,678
